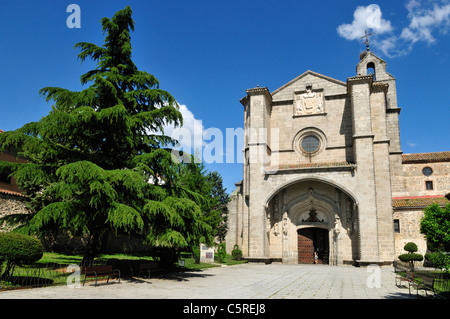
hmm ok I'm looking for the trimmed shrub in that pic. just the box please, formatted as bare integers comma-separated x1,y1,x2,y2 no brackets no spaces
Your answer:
0,233,44,279
217,242,227,263
231,244,242,261
398,241,423,271
404,242,418,253
398,253,423,263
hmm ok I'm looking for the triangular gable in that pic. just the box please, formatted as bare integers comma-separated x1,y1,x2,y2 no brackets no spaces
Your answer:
271,70,346,98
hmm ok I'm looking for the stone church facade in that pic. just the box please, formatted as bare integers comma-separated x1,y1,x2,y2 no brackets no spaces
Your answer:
225,50,450,266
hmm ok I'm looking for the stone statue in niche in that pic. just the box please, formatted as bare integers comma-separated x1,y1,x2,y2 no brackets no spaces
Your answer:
294,86,324,116
282,212,288,237
346,198,355,236
266,206,271,232
334,214,341,237
295,95,303,115
273,197,280,236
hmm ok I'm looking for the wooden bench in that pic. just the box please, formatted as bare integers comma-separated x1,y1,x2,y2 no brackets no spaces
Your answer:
138,262,160,279
410,276,436,298
395,270,414,288
82,265,120,287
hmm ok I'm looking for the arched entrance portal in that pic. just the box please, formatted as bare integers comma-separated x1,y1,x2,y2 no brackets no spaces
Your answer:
298,228,329,264
264,182,358,265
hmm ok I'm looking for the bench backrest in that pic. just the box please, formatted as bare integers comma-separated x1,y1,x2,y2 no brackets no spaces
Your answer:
84,265,113,274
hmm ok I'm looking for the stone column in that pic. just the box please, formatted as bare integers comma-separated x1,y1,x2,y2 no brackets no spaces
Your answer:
245,87,272,259
348,75,380,264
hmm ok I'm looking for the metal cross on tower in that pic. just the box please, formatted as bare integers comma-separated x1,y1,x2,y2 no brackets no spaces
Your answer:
361,30,373,51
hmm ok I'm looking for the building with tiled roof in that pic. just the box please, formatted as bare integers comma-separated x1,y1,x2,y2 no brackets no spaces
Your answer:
0,130,28,230
402,151,450,164
392,195,449,209
226,48,450,266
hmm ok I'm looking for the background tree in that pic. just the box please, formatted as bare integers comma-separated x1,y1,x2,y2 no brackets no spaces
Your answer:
0,6,215,265
178,157,229,253
420,203,450,273
205,171,229,242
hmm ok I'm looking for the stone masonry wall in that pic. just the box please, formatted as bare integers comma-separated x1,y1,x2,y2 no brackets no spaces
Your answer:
0,193,28,232
393,208,427,257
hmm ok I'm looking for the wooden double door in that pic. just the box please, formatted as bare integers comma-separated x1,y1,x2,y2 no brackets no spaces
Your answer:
298,228,329,264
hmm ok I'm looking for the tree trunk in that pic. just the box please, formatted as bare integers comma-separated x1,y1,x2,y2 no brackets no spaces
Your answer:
81,233,101,267
1,262,15,281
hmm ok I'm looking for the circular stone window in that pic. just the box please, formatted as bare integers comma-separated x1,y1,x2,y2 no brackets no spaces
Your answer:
293,128,326,158
422,167,433,177
301,135,320,154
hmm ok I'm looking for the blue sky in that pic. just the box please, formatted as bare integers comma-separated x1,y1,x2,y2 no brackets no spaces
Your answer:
1,0,449,194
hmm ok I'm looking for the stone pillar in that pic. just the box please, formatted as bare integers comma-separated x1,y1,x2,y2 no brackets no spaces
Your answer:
348,75,380,264
244,87,272,259
371,83,395,263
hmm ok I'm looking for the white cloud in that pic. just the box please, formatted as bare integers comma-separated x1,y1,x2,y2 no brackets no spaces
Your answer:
338,1,450,58
162,103,206,156
401,0,450,44
337,4,393,40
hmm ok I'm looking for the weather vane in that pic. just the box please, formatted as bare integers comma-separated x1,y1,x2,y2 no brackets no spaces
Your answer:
360,30,373,51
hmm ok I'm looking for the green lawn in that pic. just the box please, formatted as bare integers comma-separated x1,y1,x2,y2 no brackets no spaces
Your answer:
1,251,247,290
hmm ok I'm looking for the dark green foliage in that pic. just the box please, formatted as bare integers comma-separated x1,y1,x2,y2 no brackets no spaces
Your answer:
206,171,229,242
178,158,229,246
425,252,450,274
192,245,201,264
420,203,450,252
217,242,227,263
398,241,423,271
0,233,44,279
420,203,450,273
403,242,418,253
0,6,217,265
398,253,423,263
231,244,242,261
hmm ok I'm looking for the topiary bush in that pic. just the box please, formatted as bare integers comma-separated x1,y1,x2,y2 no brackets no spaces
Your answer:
0,232,44,279
231,244,242,261
217,242,227,263
403,242,418,253
398,242,423,271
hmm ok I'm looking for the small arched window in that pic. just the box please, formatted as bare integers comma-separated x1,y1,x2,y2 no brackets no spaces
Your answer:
367,62,376,80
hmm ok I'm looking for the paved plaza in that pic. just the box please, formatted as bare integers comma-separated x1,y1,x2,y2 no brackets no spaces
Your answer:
0,263,422,299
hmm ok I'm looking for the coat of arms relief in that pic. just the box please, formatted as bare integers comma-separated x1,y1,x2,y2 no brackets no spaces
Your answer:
294,86,324,116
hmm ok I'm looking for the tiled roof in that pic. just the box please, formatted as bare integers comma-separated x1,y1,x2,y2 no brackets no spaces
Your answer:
402,151,450,164
392,195,449,208
0,188,26,197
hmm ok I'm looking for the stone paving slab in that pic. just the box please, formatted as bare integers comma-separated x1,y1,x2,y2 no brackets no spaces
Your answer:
0,263,425,299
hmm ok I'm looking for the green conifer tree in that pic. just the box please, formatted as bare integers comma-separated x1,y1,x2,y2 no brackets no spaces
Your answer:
0,6,215,265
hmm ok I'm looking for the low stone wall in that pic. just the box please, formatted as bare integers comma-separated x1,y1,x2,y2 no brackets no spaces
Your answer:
0,193,28,232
